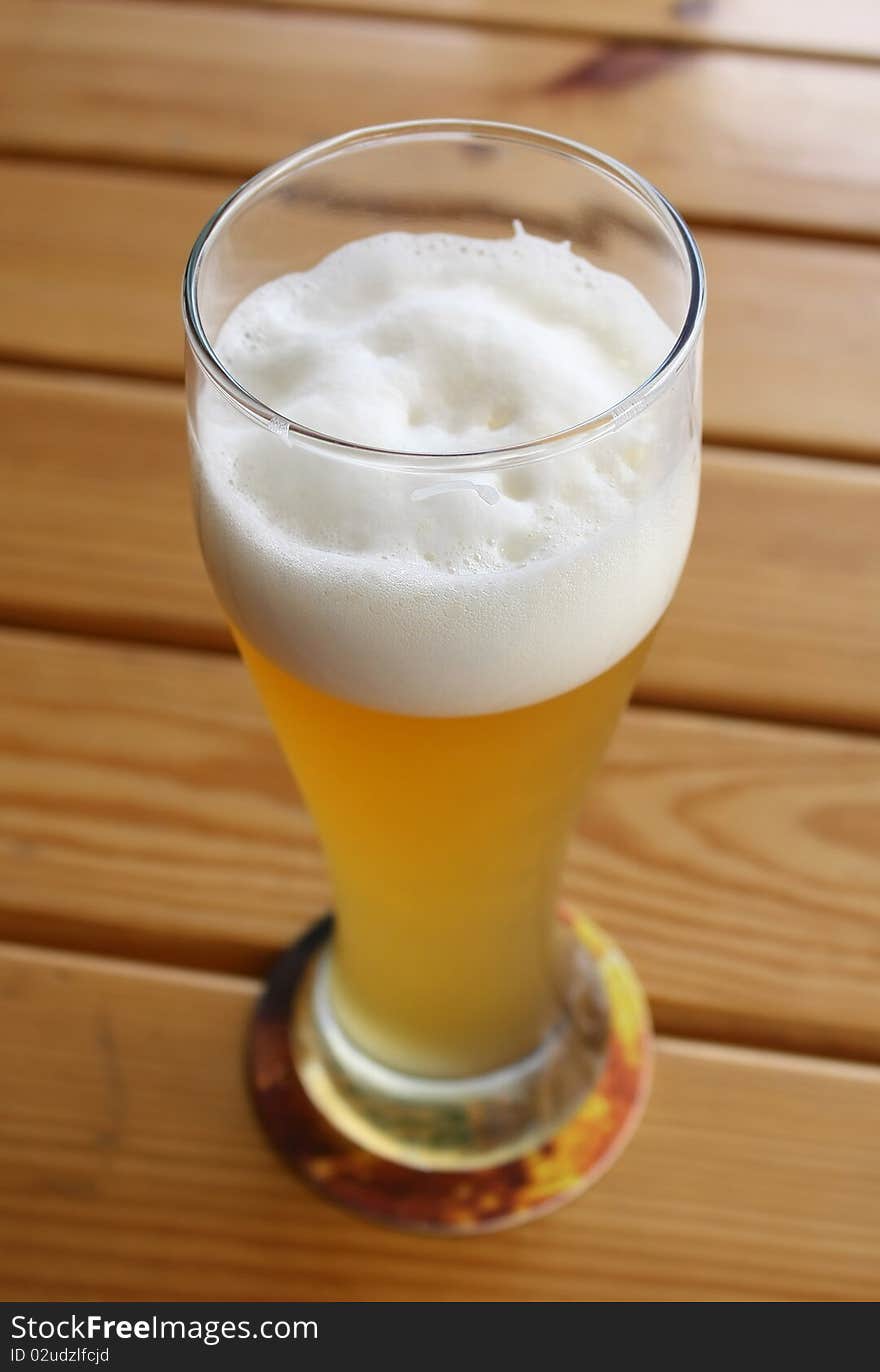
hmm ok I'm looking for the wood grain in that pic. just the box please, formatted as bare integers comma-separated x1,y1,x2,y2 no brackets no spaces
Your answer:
3,2,880,238
241,0,880,62
2,161,880,460
3,367,879,730
2,627,879,1061
1,941,878,1300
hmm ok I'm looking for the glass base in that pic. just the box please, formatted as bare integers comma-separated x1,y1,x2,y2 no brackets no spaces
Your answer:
248,907,652,1233
247,911,653,1234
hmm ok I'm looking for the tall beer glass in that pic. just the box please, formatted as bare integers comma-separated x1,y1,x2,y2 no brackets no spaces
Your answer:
184,121,705,1224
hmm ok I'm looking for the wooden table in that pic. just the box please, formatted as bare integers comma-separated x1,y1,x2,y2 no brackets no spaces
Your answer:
1,0,879,1302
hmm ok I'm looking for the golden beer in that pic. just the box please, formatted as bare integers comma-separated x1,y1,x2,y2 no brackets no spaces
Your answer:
235,624,652,1078
184,122,705,1202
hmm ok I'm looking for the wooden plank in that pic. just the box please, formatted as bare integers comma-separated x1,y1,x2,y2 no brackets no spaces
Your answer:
244,0,880,63
2,368,879,731
0,162,199,382
1,941,877,1300
0,371,219,650
2,161,880,460
2,627,879,1061
2,2,880,239
642,450,880,730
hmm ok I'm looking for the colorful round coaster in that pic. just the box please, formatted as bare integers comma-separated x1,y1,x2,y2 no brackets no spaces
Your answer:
247,907,652,1233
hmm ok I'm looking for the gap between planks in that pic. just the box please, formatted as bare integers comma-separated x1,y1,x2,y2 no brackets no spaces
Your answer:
3,146,880,252
174,0,880,66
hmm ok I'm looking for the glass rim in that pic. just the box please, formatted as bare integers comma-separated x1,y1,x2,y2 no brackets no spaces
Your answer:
182,118,706,475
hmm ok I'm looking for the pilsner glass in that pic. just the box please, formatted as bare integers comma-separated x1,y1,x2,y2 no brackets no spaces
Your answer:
183,121,704,1221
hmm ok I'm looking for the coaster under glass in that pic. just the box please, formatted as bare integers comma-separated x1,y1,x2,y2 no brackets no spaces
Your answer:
248,906,652,1234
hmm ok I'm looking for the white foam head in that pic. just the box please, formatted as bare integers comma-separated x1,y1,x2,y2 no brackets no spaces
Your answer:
192,226,699,715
